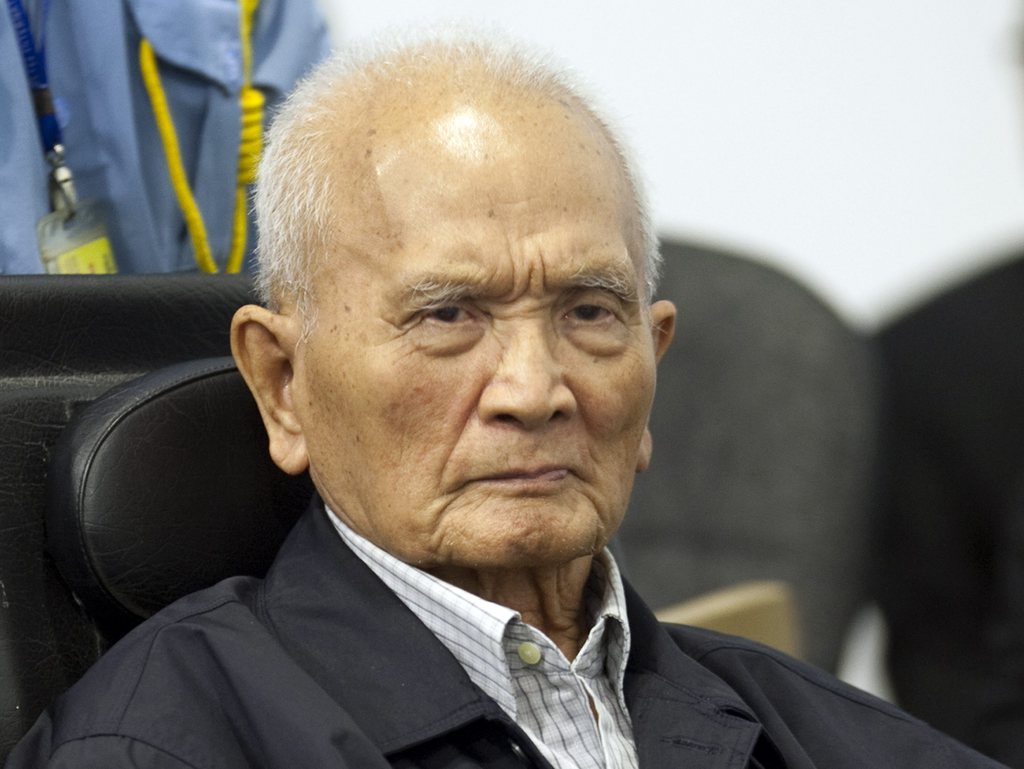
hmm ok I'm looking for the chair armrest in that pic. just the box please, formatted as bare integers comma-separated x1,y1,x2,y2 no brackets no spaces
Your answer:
655,580,801,658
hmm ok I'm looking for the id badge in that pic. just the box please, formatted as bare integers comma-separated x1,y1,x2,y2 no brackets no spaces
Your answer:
36,199,118,274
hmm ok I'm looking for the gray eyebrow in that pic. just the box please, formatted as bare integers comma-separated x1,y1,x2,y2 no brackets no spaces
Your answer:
399,263,641,307
401,278,476,308
568,266,640,303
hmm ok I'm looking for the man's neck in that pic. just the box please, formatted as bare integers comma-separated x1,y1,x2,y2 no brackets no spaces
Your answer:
428,555,595,660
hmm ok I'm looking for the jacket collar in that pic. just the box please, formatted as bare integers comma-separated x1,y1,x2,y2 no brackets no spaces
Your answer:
257,501,766,765
623,582,768,767
257,501,502,754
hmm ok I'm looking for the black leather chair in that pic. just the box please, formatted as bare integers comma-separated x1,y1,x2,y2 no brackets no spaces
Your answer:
0,275,255,760
44,357,313,642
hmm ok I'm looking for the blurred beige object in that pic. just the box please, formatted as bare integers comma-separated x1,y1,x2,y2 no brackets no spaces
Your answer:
655,580,801,658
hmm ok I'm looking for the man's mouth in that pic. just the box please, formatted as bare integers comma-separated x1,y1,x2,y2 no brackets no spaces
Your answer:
476,467,571,483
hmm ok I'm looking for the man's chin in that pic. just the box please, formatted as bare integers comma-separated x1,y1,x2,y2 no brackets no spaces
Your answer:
448,526,606,572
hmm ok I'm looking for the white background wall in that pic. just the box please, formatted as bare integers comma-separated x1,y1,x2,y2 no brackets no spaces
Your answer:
319,0,1024,329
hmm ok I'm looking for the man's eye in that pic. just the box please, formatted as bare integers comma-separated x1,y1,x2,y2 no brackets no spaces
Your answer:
426,306,464,323
570,304,610,322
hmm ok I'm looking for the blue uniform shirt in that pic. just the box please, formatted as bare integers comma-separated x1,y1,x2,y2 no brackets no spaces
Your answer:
0,0,331,274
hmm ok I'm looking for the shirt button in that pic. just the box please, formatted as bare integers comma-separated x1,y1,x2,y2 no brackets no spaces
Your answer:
517,641,542,665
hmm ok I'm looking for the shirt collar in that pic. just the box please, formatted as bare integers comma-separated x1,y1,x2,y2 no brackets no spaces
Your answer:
325,506,632,716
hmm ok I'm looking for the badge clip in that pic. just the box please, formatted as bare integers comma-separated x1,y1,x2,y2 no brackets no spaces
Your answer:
46,144,78,216
36,145,118,274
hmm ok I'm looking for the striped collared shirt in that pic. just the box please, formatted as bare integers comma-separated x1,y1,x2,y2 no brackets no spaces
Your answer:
326,507,639,769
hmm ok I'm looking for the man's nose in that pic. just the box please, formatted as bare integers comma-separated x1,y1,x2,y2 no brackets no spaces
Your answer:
477,324,578,429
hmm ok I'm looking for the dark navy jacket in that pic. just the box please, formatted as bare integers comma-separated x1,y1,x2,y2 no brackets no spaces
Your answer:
5,505,1005,768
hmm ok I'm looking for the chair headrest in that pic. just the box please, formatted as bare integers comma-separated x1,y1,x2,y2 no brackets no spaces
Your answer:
46,357,314,639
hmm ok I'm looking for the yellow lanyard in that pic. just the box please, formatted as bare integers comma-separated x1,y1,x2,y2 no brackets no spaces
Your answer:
138,0,263,273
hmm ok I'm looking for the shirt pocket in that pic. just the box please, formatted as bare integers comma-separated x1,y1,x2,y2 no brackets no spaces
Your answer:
126,0,242,95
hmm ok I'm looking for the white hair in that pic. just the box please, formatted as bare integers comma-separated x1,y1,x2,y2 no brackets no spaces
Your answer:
254,28,661,318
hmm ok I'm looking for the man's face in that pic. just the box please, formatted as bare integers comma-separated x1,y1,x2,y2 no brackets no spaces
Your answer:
287,97,674,575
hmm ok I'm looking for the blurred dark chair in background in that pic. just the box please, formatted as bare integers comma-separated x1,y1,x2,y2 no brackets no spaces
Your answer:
621,238,881,672
875,251,1024,766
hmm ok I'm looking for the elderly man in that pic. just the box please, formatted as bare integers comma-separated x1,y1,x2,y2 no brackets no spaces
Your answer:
6,34,1006,769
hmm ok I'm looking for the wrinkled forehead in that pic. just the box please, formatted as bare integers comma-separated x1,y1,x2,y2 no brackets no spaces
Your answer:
324,90,634,252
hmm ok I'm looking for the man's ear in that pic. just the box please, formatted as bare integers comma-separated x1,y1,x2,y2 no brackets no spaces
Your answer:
636,299,677,474
636,428,653,473
649,299,676,363
231,304,310,475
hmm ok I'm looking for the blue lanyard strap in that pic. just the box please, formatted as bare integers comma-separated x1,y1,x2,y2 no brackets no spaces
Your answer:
6,0,61,155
